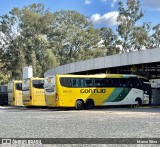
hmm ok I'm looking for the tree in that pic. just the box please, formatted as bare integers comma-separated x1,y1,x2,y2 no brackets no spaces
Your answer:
17,3,56,76
0,12,22,82
48,10,100,65
117,0,143,53
0,4,112,83
2,4,57,79
130,23,152,51
99,27,120,55
151,24,160,48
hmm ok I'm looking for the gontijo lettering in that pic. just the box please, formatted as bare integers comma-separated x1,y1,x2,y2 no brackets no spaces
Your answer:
80,89,106,93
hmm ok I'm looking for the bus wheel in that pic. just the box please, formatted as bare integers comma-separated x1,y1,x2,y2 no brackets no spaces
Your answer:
85,99,94,109
75,100,84,110
136,98,142,106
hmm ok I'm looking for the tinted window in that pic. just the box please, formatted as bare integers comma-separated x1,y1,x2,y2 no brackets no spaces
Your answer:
16,83,22,90
71,78,86,87
139,78,149,86
60,78,71,87
60,77,142,89
86,79,94,87
61,78,94,87
139,78,151,94
113,79,120,87
131,78,142,89
32,80,44,89
71,78,79,87
125,78,133,88
105,79,113,87
95,79,107,87
143,83,152,95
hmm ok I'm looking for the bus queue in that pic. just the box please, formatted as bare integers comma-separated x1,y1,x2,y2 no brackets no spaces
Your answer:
0,71,152,110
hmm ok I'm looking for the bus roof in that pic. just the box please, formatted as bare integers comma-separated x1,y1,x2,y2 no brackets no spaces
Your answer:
55,74,140,78
8,80,22,84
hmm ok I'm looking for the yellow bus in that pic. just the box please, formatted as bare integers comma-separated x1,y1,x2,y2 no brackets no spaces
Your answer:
22,77,46,107
8,80,23,106
44,74,152,110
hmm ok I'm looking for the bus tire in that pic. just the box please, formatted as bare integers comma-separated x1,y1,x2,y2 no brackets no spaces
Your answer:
135,98,142,106
85,99,94,109
75,100,84,110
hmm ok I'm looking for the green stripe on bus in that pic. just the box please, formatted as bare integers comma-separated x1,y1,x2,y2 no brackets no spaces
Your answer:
104,88,132,102
113,88,131,102
104,88,123,102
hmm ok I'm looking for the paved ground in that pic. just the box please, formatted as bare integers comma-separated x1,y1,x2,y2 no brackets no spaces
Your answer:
0,106,160,146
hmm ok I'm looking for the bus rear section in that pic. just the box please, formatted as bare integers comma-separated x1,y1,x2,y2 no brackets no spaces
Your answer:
22,77,46,107
8,81,23,106
52,74,150,110
0,85,8,105
44,76,56,107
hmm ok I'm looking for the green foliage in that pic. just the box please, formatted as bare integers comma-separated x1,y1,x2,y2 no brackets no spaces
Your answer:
0,4,101,83
99,27,120,55
0,4,57,82
117,0,144,52
0,1,156,84
130,23,152,50
152,24,160,48
48,10,100,65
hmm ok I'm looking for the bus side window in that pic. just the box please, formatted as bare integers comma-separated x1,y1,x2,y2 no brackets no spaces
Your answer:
95,79,102,87
86,79,94,87
126,79,133,88
71,79,77,87
60,78,71,87
119,79,126,87
105,79,113,87
71,78,83,87
95,83,100,87
113,79,120,87
80,79,86,87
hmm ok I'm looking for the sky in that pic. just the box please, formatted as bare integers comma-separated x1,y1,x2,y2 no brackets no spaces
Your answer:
0,0,160,29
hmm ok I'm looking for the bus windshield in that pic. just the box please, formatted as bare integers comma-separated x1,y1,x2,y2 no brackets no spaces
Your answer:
32,80,44,89
139,78,152,95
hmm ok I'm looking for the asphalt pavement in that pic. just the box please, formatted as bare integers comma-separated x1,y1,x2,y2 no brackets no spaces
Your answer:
0,106,160,146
